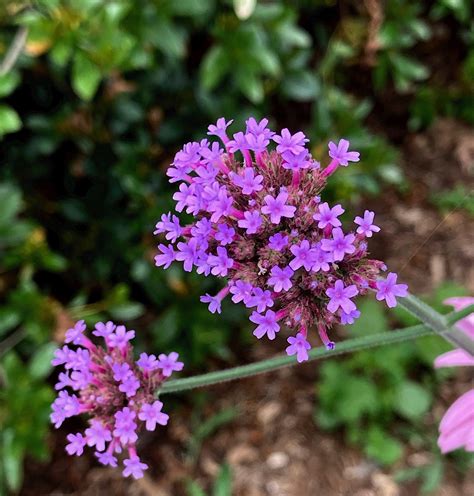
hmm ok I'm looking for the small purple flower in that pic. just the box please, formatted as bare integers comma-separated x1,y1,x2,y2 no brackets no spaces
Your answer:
230,280,253,304
96,451,118,467
281,150,310,170
208,117,233,140
328,139,360,166
375,272,408,308
113,408,138,445
191,218,213,240
313,202,344,229
93,321,116,338
246,133,269,153
247,287,274,312
66,433,87,456
138,401,169,431
261,191,296,224
321,228,355,262
215,224,235,245
354,210,380,238
200,293,222,314
119,374,140,398
268,232,289,251
209,189,233,222
55,372,72,390
273,128,308,155
112,362,132,382
286,333,311,362
123,455,148,479
326,280,359,314
238,210,263,234
340,309,361,325
208,247,234,276
108,326,135,349
250,310,280,340
51,345,72,367
65,320,86,345
246,117,275,140
172,184,194,213
176,238,200,272
227,132,250,153
289,240,314,271
85,421,112,452
310,244,332,272
268,265,294,292
232,168,264,195
157,352,184,377
154,213,182,242
136,353,159,372
154,244,176,269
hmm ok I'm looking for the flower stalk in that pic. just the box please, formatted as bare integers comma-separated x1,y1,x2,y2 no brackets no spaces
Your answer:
159,303,474,395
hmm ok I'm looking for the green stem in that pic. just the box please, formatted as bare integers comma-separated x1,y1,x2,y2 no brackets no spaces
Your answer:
398,294,474,355
159,305,474,395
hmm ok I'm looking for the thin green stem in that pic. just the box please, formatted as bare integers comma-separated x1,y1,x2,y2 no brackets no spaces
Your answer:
398,294,474,355
159,305,473,395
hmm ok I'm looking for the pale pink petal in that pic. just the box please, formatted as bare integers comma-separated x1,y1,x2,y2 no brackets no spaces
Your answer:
444,297,474,338
438,390,474,453
434,349,474,368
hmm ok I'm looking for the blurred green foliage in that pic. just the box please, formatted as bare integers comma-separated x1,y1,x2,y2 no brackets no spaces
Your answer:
314,283,471,480
0,0,473,493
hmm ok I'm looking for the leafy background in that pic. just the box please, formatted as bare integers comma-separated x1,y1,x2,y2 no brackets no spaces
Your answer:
0,0,473,494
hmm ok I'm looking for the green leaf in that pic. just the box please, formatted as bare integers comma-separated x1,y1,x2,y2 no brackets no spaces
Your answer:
0,71,20,98
0,308,20,338
2,429,24,491
237,73,264,103
186,481,207,496
29,342,56,379
281,71,320,101
0,105,22,137
72,52,102,101
394,381,432,420
200,46,228,90
109,302,145,321
0,183,22,225
213,464,232,496
351,298,388,336
365,426,403,465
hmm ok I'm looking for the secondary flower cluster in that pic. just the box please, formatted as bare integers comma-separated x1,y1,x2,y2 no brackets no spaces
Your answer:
154,117,408,362
434,297,474,454
50,320,183,479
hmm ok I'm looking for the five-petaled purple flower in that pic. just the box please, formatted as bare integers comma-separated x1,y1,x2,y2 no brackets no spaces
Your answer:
268,265,294,292
326,280,359,314
286,333,311,363
328,139,360,166
250,310,280,340
375,272,408,308
354,210,380,238
313,202,344,229
262,191,296,224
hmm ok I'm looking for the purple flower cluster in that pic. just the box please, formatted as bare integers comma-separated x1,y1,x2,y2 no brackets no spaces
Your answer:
51,320,183,479
154,117,408,362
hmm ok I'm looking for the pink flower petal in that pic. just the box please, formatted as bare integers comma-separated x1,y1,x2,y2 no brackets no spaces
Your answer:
434,349,474,368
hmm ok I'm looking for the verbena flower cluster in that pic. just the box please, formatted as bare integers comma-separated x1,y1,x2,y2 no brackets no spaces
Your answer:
50,320,183,479
154,117,408,362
